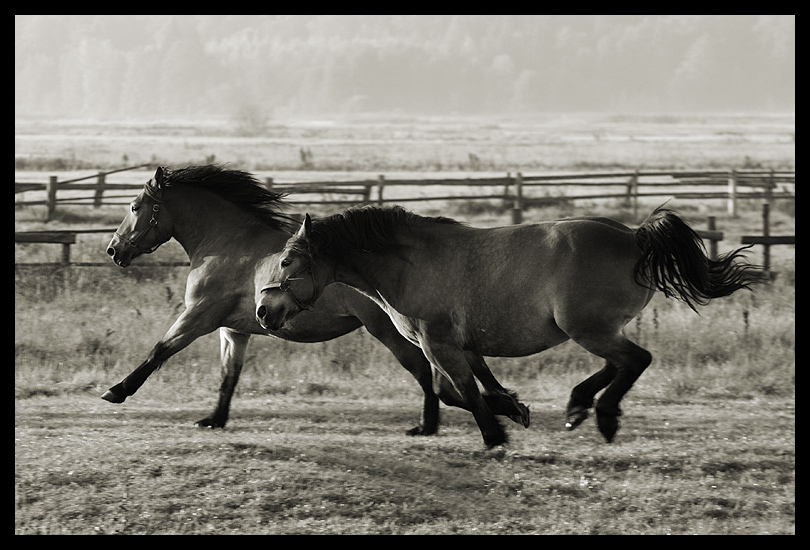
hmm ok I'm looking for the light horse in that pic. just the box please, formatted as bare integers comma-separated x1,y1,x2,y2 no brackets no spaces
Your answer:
104,166,529,434
256,205,765,447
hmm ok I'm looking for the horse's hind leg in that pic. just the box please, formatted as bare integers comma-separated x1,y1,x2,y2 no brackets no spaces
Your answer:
466,352,530,428
570,334,652,442
565,361,618,431
429,355,530,428
196,328,250,428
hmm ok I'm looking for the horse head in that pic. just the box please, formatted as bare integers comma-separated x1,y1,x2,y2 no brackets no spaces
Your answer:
107,167,173,267
255,214,326,330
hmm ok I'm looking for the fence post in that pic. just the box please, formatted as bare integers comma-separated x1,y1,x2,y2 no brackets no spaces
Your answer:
502,171,511,209
377,175,385,206
265,177,274,192
626,170,639,218
707,216,718,260
363,183,372,203
765,168,775,210
762,203,771,273
512,172,523,224
727,169,738,217
46,175,58,221
93,173,106,208
61,241,72,266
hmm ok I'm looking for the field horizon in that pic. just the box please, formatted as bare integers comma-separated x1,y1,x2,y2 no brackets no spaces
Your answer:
15,112,796,173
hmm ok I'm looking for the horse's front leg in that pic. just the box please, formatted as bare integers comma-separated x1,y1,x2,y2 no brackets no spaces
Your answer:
421,337,506,448
345,298,440,436
101,308,217,403
196,328,251,428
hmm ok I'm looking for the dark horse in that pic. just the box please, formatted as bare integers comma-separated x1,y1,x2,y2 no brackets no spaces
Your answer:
104,166,529,433
255,205,765,447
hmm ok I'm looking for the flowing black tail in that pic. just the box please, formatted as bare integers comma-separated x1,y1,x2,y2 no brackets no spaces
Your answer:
634,207,767,311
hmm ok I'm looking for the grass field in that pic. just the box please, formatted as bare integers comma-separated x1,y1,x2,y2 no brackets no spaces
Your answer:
15,393,794,534
15,112,795,173
14,213,795,534
15,113,794,534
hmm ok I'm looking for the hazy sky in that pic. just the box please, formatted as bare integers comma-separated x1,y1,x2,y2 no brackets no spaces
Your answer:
15,15,795,119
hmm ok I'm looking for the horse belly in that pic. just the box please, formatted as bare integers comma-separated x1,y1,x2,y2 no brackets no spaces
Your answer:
477,331,569,358
468,316,569,357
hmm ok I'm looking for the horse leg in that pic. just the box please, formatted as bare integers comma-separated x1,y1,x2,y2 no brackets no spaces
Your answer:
101,308,217,403
428,355,530,428
421,337,507,448
466,352,530,428
565,361,618,431
353,307,440,436
388,347,440,436
196,328,250,428
570,334,652,442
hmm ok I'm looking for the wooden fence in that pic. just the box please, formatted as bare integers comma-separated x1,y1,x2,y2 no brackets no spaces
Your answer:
13,216,729,269
741,203,796,273
17,204,794,273
15,165,795,271
15,166,795,223
14,228,189,268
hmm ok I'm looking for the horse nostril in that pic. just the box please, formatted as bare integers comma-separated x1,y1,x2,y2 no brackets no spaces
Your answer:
107,247,116,257
256,305,267,320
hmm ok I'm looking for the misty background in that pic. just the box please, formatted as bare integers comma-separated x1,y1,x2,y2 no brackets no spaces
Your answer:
15,15,795,122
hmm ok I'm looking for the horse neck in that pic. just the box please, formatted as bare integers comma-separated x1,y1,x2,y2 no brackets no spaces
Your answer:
330,226,420,308
166,188,273,259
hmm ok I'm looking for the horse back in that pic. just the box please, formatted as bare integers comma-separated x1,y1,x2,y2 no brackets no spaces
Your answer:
480,218,646,326
541,217,653,332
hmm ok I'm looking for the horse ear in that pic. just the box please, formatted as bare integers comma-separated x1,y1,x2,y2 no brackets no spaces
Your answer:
154,167,165,188
297,213,312,239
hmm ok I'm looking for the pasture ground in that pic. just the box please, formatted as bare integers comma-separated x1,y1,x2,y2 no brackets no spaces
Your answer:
15,199,795,535
16,113,794,534
16,391,794,534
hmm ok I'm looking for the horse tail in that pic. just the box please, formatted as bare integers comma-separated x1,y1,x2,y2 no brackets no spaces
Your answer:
633,207,766,311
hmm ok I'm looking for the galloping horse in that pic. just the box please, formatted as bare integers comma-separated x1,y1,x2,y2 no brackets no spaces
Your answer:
104,166,529,433
255,205,765,447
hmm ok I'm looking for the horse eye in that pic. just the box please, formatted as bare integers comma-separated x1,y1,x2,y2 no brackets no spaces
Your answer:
131,203,139,213
281,258,292,267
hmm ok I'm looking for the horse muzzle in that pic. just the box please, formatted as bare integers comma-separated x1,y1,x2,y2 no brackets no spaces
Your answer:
255,293,301,331
106,236,133,268
255,303,287,331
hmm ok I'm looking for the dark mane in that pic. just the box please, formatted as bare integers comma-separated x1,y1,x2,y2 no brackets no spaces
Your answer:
290,205,462,260
159,165,294,230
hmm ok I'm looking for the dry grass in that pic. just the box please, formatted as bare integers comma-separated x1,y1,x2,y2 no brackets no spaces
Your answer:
15,113,794,533
14,210,794,534
15,393,794,534
15,113,795,172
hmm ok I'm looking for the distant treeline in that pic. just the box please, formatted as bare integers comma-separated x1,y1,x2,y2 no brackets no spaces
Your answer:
15,15,795,120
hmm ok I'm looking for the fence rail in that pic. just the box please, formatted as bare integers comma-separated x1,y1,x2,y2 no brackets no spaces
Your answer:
15,166,795,222
13,217,737,269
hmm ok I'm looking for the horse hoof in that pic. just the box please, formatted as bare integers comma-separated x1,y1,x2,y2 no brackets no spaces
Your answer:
597,415,620,443
565,406,589,431
483,429,509,449
101,389,126,403
195,418,226,429
507,403,530,428
405,425,437,436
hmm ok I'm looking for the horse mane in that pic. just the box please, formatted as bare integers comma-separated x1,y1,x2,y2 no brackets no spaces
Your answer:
290,205,462,260
158,165,295,230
